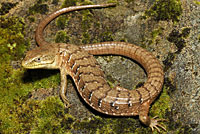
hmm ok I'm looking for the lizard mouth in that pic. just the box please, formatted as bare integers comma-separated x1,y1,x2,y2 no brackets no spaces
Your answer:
22,61,46,69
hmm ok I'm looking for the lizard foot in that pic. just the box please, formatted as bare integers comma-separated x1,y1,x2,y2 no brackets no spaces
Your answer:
60,94,71,108
63,101,71,108
150,116,167,132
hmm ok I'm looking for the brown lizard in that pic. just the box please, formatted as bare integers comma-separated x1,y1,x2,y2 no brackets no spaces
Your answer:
22,3,166,132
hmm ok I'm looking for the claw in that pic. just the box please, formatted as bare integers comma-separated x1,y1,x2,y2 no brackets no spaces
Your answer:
150,116,167,132
63,100,71,108
60,94,71,108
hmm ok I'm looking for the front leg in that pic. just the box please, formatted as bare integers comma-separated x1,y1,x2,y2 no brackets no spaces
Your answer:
139,100,166,132
60,69,71,108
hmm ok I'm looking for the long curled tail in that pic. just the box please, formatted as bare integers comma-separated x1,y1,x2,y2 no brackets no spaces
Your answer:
35,3,116,46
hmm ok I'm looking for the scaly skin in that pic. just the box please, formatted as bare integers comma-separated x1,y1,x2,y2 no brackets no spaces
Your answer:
22,4,166,132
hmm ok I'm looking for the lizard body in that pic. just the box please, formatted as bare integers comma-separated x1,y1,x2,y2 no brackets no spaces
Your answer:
22,4,165,131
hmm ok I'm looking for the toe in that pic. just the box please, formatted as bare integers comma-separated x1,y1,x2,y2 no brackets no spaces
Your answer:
150,117,167,132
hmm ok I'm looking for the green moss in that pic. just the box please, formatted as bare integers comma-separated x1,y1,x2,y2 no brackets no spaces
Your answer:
143,86,170,133
56,15,69,29
0,65,60,133
27,16,35,22
145,0,182,22
0,2,18,15
79,0,93,5
0,17,34,131
152,28,163,39
111,118,141,133
107,0,118,5
79,3,96,43
52,0,59,5
80,9,93,31
56,17,66,29
61,0,77,8
149,27,164,44
55,30,69,43
0,95,75,133
55,0,74,30
99,31,114,42
81,32,91,44
31,96,75,134
73,116,139,133
150,86,171,118
0,16,28,60
0,15,61,133
29,3,49,15
168,121,192,133
193,0,200,5
74,116,105,133
142,26,164,47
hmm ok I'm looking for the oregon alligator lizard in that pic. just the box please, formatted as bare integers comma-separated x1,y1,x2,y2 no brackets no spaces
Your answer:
22,3,166,131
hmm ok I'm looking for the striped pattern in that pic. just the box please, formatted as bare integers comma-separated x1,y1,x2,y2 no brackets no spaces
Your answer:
57,42,164,116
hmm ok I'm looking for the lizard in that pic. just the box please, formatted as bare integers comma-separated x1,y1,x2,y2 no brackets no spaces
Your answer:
22,3,166,132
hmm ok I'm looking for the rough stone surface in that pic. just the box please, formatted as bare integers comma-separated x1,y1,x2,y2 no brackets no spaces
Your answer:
170,0,200,133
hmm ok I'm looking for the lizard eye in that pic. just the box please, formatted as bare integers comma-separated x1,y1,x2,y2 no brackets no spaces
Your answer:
35,57,41,62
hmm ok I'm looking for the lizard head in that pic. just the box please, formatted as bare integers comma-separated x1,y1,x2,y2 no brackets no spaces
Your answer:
22,44,59,69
